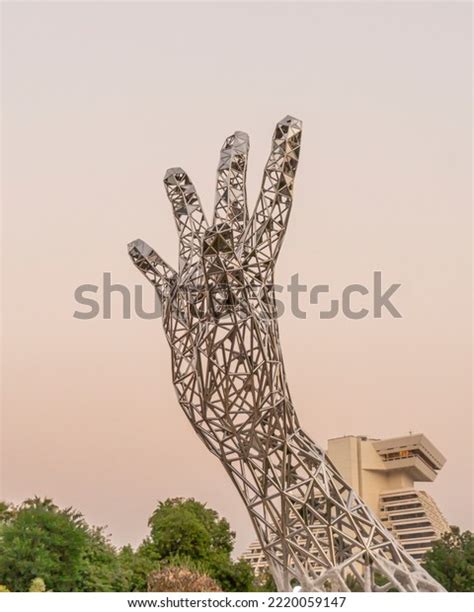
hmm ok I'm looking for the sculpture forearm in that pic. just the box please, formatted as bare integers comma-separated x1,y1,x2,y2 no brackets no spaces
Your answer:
129,116,444,592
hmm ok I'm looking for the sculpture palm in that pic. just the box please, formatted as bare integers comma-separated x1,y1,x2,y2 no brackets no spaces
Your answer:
128,117,443,592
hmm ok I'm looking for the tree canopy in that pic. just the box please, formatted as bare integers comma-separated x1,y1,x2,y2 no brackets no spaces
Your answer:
0,497,89,591
0,497,127,592
423,527,474,592
4,495,471,593
0,496,256,592
142,497,255,592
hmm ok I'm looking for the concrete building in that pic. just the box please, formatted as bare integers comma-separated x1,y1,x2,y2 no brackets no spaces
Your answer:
242,433,450,576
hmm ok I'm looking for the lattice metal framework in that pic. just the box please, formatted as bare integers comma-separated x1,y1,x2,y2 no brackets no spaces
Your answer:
128,117,443,592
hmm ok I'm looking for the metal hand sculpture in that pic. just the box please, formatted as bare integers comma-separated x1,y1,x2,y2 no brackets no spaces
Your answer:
128,117,443,592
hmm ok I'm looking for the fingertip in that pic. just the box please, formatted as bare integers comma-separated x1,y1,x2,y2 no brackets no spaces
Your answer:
128,238,141,253
128,238,153,257
164,167,187,185
221,130,250,154
278,115,303,130
274,116,303,143
233,130,250,149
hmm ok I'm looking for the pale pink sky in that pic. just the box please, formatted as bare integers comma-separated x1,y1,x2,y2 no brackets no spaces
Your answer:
2,1,472,555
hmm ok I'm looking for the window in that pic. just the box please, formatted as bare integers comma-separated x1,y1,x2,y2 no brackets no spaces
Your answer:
403,542,433,550
381,493,418,503
395,522,431,531
399,531,435,540
379,449,438,471
383,503,422,511
390,512,425,521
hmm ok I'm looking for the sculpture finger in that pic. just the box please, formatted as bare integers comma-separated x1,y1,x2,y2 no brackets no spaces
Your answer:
213,131,249,245
164,167,208,271
128,238,177,299
244,115,302,268
202,225,244,318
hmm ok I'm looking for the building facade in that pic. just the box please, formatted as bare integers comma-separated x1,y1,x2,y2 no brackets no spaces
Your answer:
242,433,449,577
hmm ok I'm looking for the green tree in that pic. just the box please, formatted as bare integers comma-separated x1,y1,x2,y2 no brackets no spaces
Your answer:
0,496,257,592
0,497,129,592
76,526,130,592
0,497,89,591
0,501,15,524
423,527,474,592
142,498,255,592
148,498,233,561
207,556,256,592
117,544,157,592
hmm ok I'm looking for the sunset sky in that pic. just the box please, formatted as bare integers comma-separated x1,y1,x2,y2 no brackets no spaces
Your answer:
2,1,472,555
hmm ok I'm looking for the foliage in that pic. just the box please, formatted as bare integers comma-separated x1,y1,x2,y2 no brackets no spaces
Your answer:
143,498,255,592
0,496,256,592
118,544,157,592
0,502,15,524
0,497,89,592
206,555,256,592
423,527,474,592
148,498,234,560
76,526,130,592
0,585,10,592
148,566,220,592
0,497,127,592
